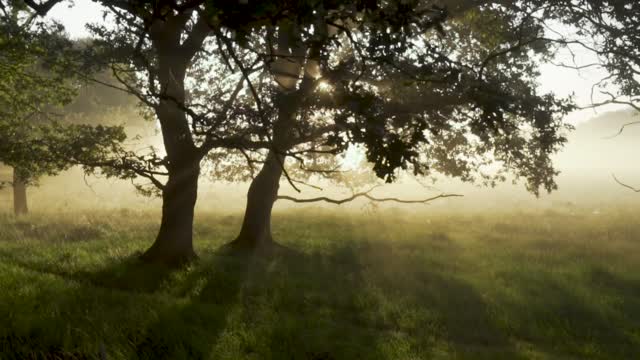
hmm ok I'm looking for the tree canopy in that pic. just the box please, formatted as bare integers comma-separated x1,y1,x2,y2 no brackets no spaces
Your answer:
0,0,128,196
12,0,639,262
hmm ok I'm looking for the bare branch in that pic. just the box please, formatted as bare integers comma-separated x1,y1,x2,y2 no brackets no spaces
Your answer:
213,29,265,121
589,95,640,113
274,151,302,193
290,179,324,191
278,187,463,205
603,121,640,139
548,61,603,71
613,174,640,193
210,29,304,193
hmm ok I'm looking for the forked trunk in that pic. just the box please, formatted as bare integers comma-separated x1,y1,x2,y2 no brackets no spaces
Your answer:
140,160,200,265
12,168,28,216
231,152,284,250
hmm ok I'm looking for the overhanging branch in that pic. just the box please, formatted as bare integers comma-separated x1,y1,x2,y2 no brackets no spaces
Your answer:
277,187,463,205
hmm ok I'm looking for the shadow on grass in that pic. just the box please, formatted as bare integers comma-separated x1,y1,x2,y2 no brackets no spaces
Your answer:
493,267,640,358
163,239,528,359
0,248,175,293
0,246,249,359
0,236,526,359
122,251,250,359
3,233,637,358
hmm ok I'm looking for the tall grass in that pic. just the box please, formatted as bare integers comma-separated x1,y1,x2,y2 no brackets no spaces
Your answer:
0,207,638,359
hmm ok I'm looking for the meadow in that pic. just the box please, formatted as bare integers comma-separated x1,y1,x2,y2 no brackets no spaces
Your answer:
0,207,638,359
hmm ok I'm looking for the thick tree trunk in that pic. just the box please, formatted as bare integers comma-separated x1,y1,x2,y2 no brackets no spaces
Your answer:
231,152,284,250
139,16,208,266
230,90,299,251
230,26,306,252
141,160,200,265
12,168,28,216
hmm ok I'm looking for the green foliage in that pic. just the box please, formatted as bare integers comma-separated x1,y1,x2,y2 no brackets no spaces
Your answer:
198,0,576,195
0,0,81,120
513,0,640,122
64,69,140,116
0,3,129,185
0,208,639,359
541,0,640,98
77,0,584,197
1,120,127,185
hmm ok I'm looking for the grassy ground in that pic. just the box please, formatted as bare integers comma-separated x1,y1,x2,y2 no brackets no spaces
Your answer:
0,207,639,359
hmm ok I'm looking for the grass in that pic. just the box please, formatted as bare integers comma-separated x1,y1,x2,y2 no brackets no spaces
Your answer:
0,207,639,359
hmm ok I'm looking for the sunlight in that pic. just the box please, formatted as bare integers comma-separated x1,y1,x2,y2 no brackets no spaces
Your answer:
316,80,334,92
48,0,109,39
340,144,365,170
4,2,640,358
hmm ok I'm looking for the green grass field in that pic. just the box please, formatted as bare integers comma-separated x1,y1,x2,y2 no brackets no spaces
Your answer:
0,207,638,359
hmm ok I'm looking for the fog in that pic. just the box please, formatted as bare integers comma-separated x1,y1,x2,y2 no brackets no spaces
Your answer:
1,0,632,216
2,107,638,215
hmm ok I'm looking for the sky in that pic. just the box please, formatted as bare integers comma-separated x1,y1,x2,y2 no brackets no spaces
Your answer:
49,0,626,125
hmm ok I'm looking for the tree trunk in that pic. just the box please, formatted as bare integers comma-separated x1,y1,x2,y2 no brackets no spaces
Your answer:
230,26,306,252
140,17,207,266
230,90,298,251
140,160,200,265
231,152,284,250
12,168,28,216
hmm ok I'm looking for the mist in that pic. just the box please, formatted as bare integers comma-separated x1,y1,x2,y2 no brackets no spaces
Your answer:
2,1,640,359
3,107,638,215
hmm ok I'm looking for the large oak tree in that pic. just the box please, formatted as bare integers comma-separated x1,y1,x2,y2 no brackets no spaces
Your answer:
214,1,576,250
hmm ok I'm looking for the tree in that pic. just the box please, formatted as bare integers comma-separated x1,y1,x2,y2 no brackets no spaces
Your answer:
0,0,126,215
62,0,279,264
538,1,640,189
62,0,452,263
214,1,575,250
19,0,610,264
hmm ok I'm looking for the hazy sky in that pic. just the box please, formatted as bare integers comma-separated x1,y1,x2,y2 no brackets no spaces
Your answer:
49,0,626,124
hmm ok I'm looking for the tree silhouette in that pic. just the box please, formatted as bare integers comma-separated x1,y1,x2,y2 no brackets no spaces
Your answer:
21,0,637,262
217,1,576,250
537,1,639,189
0,1,126,215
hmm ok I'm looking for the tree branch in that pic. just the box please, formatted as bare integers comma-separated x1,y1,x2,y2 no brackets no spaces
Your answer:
180,14,211,61
603,121,640,139
277,187,463,205
613,174,640,193
22,0,64,16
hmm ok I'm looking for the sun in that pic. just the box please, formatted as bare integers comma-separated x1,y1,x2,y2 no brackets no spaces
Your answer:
316,80,334,92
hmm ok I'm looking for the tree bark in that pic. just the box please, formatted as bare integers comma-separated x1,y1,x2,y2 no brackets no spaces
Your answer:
231,90,297,251
140,159,200,265
229,24,308,252
140,16,205,265
139,67,201,265
12,168,28,216
231,152,285,250
229,88,308,251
